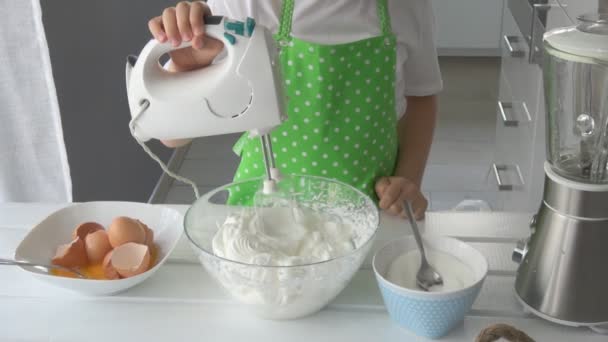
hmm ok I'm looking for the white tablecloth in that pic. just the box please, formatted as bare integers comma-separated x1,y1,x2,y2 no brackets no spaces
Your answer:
0,203,605,341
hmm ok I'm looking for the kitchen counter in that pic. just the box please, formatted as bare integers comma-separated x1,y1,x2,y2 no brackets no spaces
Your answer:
1,203,606,341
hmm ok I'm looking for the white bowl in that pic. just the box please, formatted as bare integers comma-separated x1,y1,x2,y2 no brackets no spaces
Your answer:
373,235,488,339
14,201,183,296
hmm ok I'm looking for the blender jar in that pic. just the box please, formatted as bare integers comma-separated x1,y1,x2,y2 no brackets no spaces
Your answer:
543,13,608,183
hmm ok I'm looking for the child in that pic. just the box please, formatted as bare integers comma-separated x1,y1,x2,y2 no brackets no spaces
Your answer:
148,0,441,219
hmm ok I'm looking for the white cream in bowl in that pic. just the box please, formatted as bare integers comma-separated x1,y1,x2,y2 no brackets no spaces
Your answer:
386,249,475,292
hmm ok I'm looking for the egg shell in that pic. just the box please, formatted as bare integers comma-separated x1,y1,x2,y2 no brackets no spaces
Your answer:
111,242,151,278
72,222,104,240
102,250,120,280
136,219,154,249
108,216,146,248
85,230,113,263
143,225,154,249
136,219,149,230
52,237,88,268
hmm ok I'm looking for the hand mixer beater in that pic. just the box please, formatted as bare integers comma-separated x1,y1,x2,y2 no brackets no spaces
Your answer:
125,16,287,199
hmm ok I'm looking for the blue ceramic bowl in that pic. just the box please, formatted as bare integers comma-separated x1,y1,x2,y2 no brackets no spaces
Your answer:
373,235,488,339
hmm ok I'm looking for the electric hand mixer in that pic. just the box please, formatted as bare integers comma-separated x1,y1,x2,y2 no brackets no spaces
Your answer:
125,16,287,198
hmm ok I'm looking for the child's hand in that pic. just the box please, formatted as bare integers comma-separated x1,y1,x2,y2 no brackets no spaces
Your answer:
148,1,224,71
375,177,428,220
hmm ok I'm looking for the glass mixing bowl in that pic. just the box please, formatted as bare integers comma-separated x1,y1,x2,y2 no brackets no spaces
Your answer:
184,175,379,320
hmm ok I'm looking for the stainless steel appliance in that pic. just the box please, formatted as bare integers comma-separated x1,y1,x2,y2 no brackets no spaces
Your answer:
513,13,608,333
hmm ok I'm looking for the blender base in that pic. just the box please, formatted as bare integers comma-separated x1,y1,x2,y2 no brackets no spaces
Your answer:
513,163,608,332
515,291,608,334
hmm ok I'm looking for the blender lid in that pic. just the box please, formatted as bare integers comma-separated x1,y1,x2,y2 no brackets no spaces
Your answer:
544,13,608,62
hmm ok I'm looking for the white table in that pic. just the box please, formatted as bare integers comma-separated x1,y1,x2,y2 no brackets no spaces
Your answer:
0,203,604,341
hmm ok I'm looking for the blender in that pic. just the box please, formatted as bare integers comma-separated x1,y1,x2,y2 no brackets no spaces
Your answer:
512,13,608,332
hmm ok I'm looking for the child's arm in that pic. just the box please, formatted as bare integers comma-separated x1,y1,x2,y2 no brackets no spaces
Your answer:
395,95,437,188
375,95,438,219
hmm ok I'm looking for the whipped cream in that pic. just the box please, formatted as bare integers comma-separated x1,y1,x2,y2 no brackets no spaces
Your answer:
208,205,374,319
387,249,475,292
212,206,358,266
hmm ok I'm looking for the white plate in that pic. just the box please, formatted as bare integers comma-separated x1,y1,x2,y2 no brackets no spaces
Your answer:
14,201,183,296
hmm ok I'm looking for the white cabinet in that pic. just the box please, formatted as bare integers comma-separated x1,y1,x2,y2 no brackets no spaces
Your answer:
432,0,503,56
491,0,571,211
492,3,541,211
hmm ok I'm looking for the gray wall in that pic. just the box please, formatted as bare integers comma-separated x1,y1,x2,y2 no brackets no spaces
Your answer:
41,0,176,202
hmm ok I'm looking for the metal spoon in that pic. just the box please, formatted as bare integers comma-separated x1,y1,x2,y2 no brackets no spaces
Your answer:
404,201,443,291
0,258,86,279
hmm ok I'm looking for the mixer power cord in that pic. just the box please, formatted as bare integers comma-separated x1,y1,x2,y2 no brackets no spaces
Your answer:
129,100,201,199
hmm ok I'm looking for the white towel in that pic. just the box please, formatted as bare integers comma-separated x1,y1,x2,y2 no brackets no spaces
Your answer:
0,0,71,202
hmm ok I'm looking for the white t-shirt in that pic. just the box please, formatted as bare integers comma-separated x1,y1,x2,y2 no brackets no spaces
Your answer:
207,0,443,117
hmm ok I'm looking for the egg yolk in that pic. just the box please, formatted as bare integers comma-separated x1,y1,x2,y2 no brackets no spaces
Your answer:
51,244,158,280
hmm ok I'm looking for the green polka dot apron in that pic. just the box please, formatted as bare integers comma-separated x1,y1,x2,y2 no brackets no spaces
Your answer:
230,0,398,205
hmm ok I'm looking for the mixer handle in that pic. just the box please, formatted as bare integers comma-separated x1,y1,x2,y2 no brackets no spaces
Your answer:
140,15,234,70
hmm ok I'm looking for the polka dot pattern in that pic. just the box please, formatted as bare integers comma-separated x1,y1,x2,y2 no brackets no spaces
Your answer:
230,33,398,205
378,281,482,339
